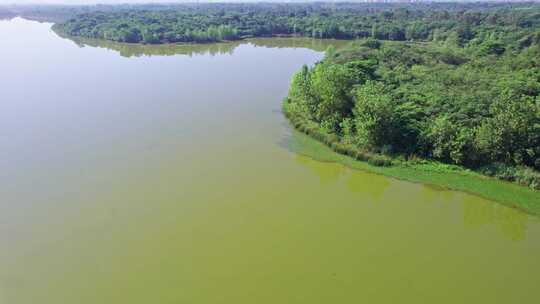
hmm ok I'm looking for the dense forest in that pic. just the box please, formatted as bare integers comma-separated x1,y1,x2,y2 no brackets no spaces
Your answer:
52,2,540,44
284,4,540,189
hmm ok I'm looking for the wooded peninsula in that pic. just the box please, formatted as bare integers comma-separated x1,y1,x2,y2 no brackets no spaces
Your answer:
281,3,540,191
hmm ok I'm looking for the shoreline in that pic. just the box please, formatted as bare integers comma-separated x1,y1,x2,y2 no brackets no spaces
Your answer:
51,25,329,47
283,105,540,217
52,20,540,216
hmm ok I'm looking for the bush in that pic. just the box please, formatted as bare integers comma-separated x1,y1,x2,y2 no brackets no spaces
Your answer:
367,155,393,167
479,163,540,190
360,38,381,49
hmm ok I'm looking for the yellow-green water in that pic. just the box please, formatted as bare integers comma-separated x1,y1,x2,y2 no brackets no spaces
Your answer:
1,18,539,304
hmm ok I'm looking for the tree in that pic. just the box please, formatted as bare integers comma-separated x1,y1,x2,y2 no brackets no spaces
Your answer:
475,93,540,167
287,65,316,119
352,81,398,150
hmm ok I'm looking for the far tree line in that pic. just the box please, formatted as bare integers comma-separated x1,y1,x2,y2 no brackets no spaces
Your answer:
52,2,540,44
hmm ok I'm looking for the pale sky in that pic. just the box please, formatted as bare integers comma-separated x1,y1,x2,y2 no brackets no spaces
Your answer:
0,0,524,4
0,0,309,4
0,0,233,4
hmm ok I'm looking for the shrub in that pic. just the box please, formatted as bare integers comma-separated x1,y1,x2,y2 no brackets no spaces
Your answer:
479,163,540,190
367,155,393,167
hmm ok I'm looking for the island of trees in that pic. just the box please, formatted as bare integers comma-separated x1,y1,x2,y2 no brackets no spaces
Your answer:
284,4,539,189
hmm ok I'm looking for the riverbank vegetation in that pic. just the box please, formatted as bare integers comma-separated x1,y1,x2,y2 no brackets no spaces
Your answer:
283,4,540,191
51,2,539,44
289,129,540,216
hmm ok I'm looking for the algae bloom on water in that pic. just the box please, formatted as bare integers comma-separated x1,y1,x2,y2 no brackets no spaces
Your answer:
0,12,539,304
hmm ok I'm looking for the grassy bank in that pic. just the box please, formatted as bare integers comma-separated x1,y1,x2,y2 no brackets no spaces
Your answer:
284,105,540,217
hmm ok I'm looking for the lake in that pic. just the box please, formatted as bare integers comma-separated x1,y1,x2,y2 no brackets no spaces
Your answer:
1,18,539,304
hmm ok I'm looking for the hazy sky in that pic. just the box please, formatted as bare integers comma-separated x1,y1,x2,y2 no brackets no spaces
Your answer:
2,0,316,4
1,0,524,4
1,0,215,4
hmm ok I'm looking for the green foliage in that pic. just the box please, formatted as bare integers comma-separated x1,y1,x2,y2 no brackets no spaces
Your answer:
426,115,476,165
475,93,540,168
310,62,356,131
360,38,382,49
284,4,540,189
479,163,540,190
352,81,398,151
479,40,506,55
52,2,540,45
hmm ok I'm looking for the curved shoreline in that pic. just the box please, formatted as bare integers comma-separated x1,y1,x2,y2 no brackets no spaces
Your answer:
283,106,540,217
52,20,540,216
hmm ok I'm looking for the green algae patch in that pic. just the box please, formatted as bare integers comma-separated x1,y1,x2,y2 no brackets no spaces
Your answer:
287,125,540,217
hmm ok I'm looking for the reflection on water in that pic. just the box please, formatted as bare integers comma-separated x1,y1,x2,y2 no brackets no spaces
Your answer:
345,167,391,200
295,153,392,201
288,130,535,242
57,31,350,58
63,34,242,57
463,196,529,241
295,154,345,185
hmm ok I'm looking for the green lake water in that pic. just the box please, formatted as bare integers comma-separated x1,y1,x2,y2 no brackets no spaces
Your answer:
1,18,539,304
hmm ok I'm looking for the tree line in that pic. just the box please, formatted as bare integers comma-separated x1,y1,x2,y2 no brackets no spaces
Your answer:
52,2,540,44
